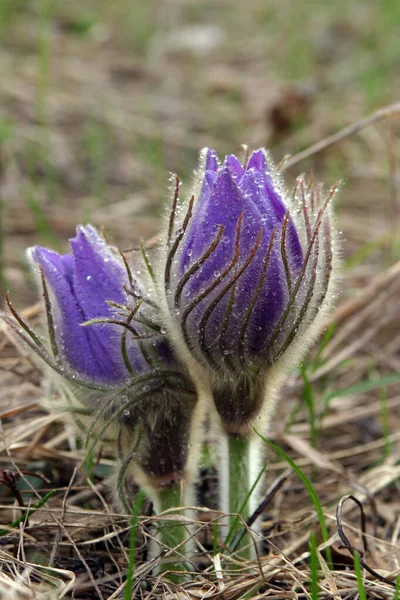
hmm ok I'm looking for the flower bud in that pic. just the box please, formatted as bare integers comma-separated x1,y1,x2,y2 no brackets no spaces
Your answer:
28,224,147,387
159,148,339,435
2,225,199,508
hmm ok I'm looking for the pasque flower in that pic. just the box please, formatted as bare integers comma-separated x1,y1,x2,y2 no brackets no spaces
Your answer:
1,146,340,566
2,225,199,511
160,148,338,435
155,147,339,555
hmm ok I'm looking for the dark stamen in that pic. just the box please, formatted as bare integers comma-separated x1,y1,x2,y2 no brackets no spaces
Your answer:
218,285,237,371
6,293,46,352
39,266,59,361
274,234,320,360
265,187,335,355
198,227,263,366
118,249,134,290
164,195,194,292
300,178,311,243
124,285,158,310
167,173,180,249
174,224,225,308
317,217,333,307
121,300,144,375
180,213,244,352
266,219,323,354
140,238,155,283
238,229,276,367
82,317,156,340
106,301,130,311
281,211,292,293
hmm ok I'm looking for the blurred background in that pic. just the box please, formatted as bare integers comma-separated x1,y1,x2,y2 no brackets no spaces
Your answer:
0,0,399,304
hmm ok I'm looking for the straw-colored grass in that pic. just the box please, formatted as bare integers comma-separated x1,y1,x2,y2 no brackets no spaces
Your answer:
1,1,400,597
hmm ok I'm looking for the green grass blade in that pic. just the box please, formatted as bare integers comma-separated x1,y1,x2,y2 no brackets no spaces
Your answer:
124,489,146,600
353,550,367,600
213,523,219,557
309,532,320,600
256,431,333,565
321,373,400,408
393,574,400,600
380,387,392,458
0,490,56,536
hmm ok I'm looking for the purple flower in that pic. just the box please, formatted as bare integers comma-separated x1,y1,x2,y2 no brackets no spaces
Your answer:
28,225,147,386
2,225,198,493
161,148,338,432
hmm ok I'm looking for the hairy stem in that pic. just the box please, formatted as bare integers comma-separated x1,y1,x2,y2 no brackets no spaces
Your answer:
221,435,256,560
156,483,189,582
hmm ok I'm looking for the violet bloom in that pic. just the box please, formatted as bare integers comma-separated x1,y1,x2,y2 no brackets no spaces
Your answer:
160,148,338,434
2,226,197,504
28,225,147,387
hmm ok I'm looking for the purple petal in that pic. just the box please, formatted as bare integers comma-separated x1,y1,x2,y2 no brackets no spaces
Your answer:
70,226,126,320
177,167,287,359
180,171,216,273
223,154,245,180
240,250,286,357
185,167,262,268
247,149,267,172
284,220,304,271
173,149,309,369
240,169,279,223
264,177,286,221
199,171,217,205
242,154,304,270
243,150,287,221
31,228,136,385
31,246,124,384
204,148,219,172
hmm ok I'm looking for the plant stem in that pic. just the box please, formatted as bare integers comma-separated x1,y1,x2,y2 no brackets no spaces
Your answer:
224,435,254,558
156,483,188,581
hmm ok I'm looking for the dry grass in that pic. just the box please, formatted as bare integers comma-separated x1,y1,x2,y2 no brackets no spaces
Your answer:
0,254,399,596
1,1,400,598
